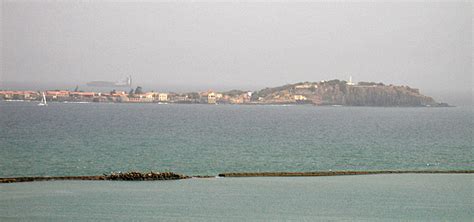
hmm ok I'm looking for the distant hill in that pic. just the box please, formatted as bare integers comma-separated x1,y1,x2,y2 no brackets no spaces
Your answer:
251,80,448,107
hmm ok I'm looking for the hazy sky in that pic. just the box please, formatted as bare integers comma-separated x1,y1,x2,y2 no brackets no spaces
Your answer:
1,1,472,96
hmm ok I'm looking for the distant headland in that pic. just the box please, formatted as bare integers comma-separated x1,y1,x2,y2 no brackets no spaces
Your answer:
0,79,449,107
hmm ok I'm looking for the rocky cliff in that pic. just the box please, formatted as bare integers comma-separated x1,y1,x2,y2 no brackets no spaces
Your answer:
251,80,446,107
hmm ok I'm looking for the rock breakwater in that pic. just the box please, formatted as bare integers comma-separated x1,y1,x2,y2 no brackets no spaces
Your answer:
218,170,474,177
106,171,188,181
2,170,472,183
0,171,188,183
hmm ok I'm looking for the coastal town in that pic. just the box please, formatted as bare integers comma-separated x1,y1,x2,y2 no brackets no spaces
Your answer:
0,87,254,104
0,78,448,107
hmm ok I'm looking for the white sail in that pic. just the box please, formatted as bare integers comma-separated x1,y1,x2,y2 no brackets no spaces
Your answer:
38,92,47,106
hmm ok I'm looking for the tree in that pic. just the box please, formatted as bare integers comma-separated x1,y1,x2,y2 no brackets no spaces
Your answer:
187,92,200,100
128,89,134,96
74,85,79,92
135,86,143,94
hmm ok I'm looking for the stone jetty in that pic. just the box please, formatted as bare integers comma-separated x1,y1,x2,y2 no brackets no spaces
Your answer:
0,171,188,183
218,170,474,177
2,170,473,183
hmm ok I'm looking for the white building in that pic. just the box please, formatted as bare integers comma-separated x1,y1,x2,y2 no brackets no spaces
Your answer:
294,95,307,101
208,92,216,104
158,93,168,102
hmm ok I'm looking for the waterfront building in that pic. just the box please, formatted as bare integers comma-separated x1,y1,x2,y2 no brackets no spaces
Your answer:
230,97,244,104
158,93,168,102
111,91,127,96
127,97,153,103
171,94,190,103
294,95,307,101
70,92,96,98
69,91,97,102
46,90,70,101
145,92,157,99
117,95,129,102
0,91,39,100
247,91,253,98
208,92,217,104
108,91,127,102
128,92,154,103
227,92,253,104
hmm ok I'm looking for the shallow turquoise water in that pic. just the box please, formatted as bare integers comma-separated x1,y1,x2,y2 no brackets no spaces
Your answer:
0,174,472,221
0,102,472,177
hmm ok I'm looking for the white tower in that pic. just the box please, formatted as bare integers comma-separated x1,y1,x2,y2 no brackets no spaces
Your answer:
127,75,132,87
347,76,355,86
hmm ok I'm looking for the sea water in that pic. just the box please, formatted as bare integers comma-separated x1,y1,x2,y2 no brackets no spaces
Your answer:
1,102,473,221
0,174,472,221
0,102,472,177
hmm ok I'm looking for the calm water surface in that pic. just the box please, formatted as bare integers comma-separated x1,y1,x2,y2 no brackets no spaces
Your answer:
0,102,472,177
0,174,472,221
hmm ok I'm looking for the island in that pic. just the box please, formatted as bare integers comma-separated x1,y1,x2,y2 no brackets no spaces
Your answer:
0,79,449,107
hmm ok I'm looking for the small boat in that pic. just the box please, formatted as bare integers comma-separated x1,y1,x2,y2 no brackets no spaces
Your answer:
38,92,47,106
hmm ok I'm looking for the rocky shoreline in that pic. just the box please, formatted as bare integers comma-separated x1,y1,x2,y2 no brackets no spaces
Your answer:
1,170,472,183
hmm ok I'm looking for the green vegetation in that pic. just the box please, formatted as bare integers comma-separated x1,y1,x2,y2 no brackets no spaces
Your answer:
358,82,385,86
223,90,246,96
250,79,440,106
135,86,143,94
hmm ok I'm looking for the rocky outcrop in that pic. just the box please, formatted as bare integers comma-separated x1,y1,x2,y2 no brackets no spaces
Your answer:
344,85,436,106
251,80,446,106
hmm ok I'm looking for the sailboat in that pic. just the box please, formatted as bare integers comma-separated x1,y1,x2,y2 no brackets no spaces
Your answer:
38,92,47,106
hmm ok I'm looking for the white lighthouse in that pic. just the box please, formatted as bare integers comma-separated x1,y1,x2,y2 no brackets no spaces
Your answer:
347,76,355,86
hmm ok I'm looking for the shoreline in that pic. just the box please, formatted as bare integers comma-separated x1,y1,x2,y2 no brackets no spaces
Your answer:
0,79,452,107
1,170,473,183
0,100,454,108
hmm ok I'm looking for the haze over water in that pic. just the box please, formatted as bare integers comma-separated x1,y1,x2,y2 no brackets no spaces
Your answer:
2,1,472,104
